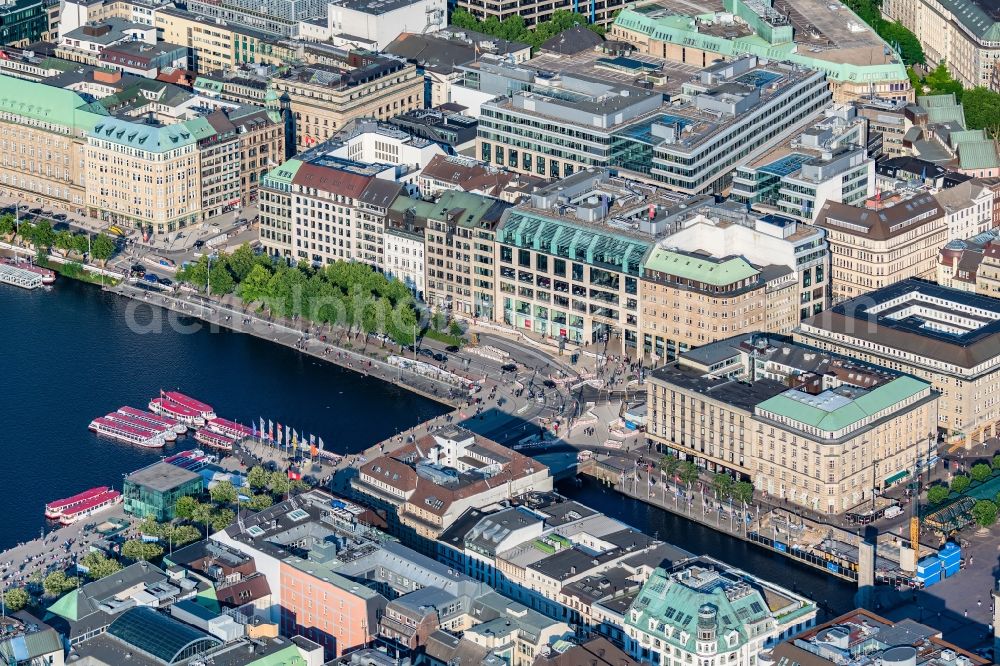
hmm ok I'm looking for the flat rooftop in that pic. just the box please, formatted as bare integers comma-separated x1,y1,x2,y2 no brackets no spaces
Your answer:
526,48,698,95
125,461,200,492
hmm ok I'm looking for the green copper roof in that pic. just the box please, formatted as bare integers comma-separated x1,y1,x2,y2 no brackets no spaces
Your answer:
644,247,758,285
0,74,107,132
195,585,222,614
46,588,81,622
756,375,929,435
248,644,308,666
264,158,303,186
392,190,510,229
497,209,651,276
626,567,774,652
614,9,908,83
958,141,1000,170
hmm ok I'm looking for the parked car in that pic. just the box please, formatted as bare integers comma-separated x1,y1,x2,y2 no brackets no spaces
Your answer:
143,273,160,284
158,277,173,287
542,379,557,388
433,352,447,362
501,363,517,373
131,264,146,276
445,345,460,353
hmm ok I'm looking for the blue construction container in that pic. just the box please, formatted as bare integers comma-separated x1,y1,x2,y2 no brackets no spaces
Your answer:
943,562,961,578
939,542,961,565
921,571,941,587
916,556,942,575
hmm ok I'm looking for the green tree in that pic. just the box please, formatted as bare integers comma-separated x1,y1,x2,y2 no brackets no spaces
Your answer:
993,453,1000,471
2,587,29,612
73,233,90,257
677,461,699,487
732,481,755,506
80,551,124,580
14,220,33,246
238,263,272,305
31,220,54,252
91,233,116,266
971,462,993,483
451,8,479,30
210,508,235,532
191,502,214,534
927,484,951,505
907,67,924,95
269,470,290,496
169,525,202,547
972,499,998,527
951,473,971,494
178,255,209,289
42,571,77,596
209,480,238,505
960,86,1000,132
711,473,734,499
924,61,963,99
449,320,464,338
121,539,164,562
247,465,270,490
0,213,14,238
209,259,236,295
659,455,680,478
247,493,274,511
175,495,199,520
880,21,925,65
54,230,75,257
228,244,257,282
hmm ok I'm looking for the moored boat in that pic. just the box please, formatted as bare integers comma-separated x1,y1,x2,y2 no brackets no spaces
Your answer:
45,486,110,520
118,406,187,434
58,490,121,525
194,429,235,451
205,417,252,441
162,391,216,420
88,416,165,448
149,397,205,427
1,256,55,284
103,412,177,442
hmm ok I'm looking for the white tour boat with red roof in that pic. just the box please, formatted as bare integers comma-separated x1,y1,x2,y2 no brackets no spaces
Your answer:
149,397,205,427
58,489,121,525
161,391,216,420
194,429,235,451
88,416,166,448
117,406,187,434
205,417,252,442
45,486,110,520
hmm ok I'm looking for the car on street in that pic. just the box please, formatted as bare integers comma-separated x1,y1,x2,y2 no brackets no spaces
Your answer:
433,352,447,362
158,277,173,287
501,363,517,373
419,348,435,358
445,345,459,353
28,208,41,214
542,379,557,388
53,222,70,232
131,263,146,276
193,239,205,249
53,213,67,221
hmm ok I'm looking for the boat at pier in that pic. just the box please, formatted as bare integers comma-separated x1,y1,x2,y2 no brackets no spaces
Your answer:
58,489,121,525
45,486,110,520
194,429,235,451
103,412,177,442
161,391,216,420
117,406,187,434
149,397,205,427
205,417,252,441
1,256,55,285
88,416,166,448
164,449,209,470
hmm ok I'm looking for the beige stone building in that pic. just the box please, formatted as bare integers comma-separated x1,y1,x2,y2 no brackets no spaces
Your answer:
882,0,1000,89
647,334,939,513
639,214,827,362
937,228,1000,294
272,58,423,154
0,79,90,214
796,280,1000,447
815,191,946,304
155,7,281,74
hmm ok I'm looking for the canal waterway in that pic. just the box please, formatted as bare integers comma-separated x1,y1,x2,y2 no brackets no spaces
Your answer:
0,280,449,549
559,476,857,619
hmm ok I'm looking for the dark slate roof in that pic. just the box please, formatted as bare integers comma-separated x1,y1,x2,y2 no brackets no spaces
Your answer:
540,25,605,54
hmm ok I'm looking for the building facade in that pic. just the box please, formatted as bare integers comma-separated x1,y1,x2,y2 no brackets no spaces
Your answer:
647,334,939,513
796,280,1000,447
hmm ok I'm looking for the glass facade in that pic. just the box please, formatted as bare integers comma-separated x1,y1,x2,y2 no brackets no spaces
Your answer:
108,608,221,664
124,474,203,522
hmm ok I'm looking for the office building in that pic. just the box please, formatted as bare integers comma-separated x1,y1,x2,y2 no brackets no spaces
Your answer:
0,0,48,45
934,179,995,241
796,279,1000,447
640,213,828,361
769,609,987,666
883,0,1000,89
324,0,446,51
155,8,281,74
415,190,511,319
937,228,1000,295
611,0,911,103
647,334,939,512
625,556,817,666
385,28,531,108
257,150,404,266
495,170,681,353
815,190,946,304
732,106,874,222
906,94,1000,177
186,0,324,38
453,0,626,28
123,461,203,521
352,425,552,550
270,54,423,153
418,154,542,203
388,108,479,154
